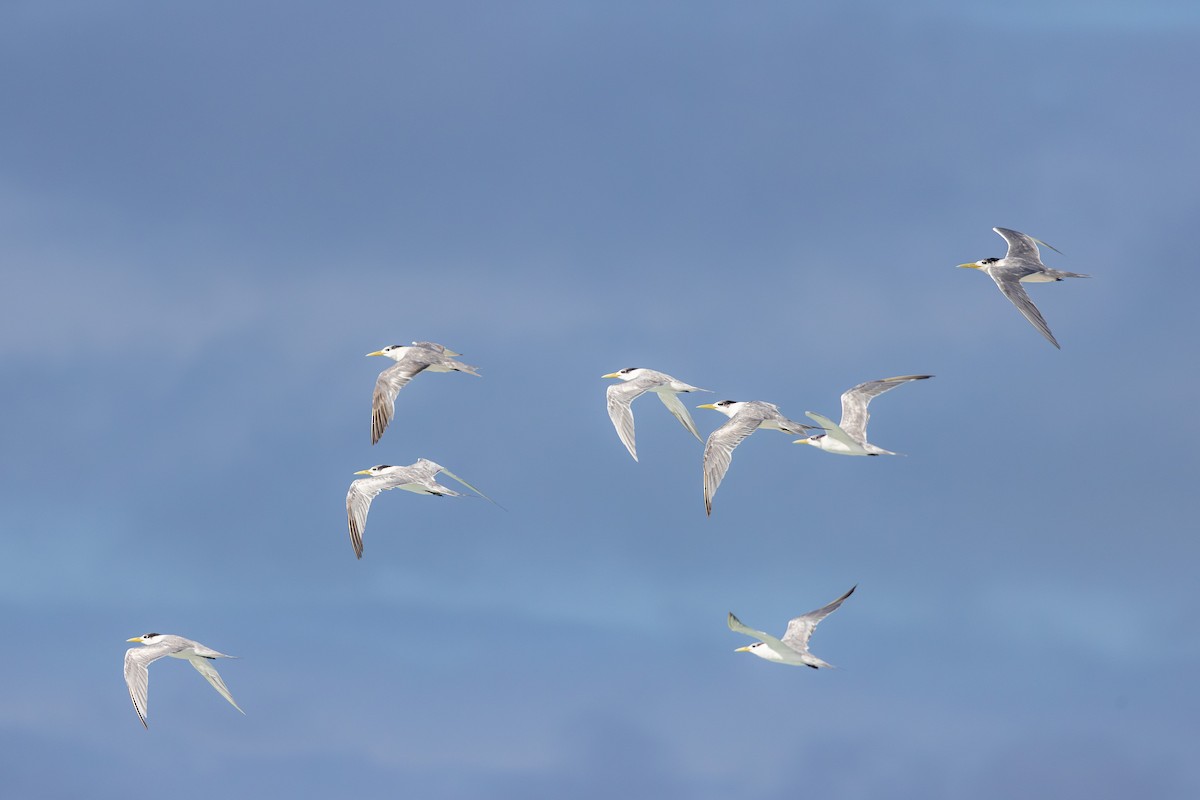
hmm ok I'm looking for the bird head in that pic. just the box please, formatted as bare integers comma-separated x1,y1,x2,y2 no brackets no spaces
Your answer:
697,400,740,418
958,257,998,270
353,465,393,476
734,642,782,661
601,367,641,381
127,633,163,645
365,345,408,360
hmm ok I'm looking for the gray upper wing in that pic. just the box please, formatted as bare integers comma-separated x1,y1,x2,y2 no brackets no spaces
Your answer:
188,658,244,714
346,474,393,559
371,357,429,445
990,271,1061,348
702,410,764,516
994,227,1042,263
606,379,652,461
437,466,497,506
839,375,931,444
727,612,780,646
781,585,856,653
657,391,703,442
124,644,172,728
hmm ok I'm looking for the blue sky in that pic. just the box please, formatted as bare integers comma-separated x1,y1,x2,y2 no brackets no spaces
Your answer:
2,2,1198,798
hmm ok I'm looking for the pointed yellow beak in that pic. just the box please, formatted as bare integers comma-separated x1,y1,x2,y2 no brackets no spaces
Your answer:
601,372,621,379
353,469,371,475
734,646,752,653
696,403,717,409
127,636,142,643
957,262,980,269
365,350,385,357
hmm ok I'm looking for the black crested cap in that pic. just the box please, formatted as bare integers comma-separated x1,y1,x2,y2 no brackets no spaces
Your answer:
142,632,160,638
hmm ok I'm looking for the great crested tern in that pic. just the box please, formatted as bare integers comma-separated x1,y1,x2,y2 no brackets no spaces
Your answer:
346,459,494,559
728,585,856,668
697,400,817,516
794,375,932,456
365,342,480,445
959,227,1089,349
123,633,243,728
602,367,709,461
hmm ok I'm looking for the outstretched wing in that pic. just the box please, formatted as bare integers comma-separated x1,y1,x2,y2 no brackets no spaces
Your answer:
727,612,781,646
346,475,389,559
188,657,244,714
994,226,1061,262
657,391,703,442
371,358,429,445
838,375,931,444
990,271,1061,348
124,645,170,728
437,466,500,508
781,586,856,654
702,411,763,516
605,380,650,461
411,341,459,356
803,411,861,451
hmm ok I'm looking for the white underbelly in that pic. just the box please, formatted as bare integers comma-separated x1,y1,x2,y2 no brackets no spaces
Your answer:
819,438,869,456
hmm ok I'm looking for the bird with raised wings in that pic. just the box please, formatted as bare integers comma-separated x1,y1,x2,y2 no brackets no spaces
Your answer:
728,586,856,668
795,375,932,456
958,227,1089,349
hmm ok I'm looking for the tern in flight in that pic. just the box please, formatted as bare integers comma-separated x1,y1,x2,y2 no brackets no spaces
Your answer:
698,400,817,515
346,459,495,559
602,367,708,461
958,227,1089,349
366,342,480,444
728,586,856,668
794,375,932,456
123,633,243,728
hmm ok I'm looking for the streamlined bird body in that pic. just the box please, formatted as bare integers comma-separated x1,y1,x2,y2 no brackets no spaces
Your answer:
959,227,1089,349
